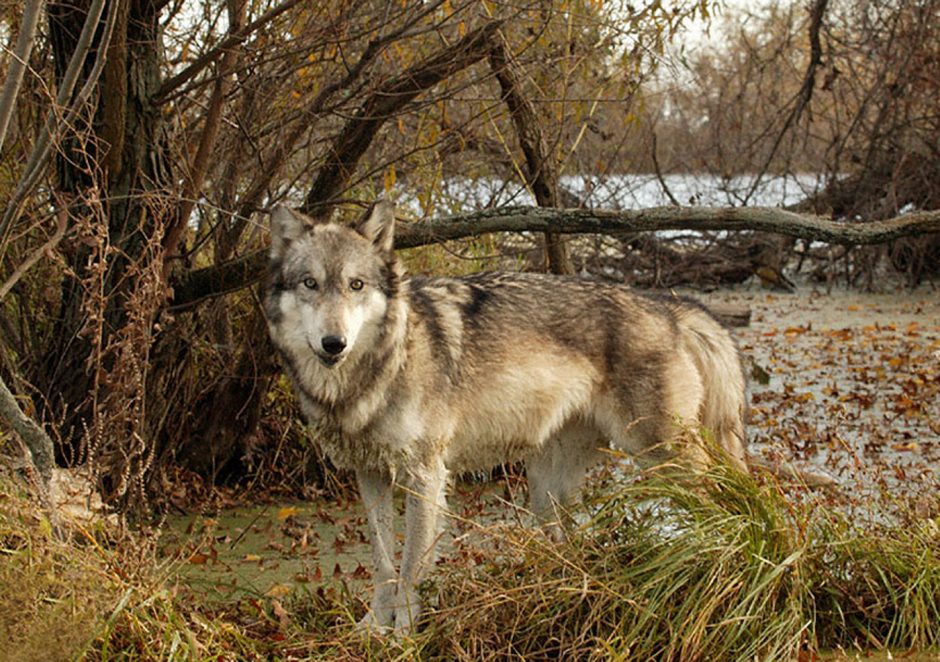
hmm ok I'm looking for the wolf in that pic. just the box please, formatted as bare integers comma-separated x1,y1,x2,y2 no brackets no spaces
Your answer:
264,201,748,633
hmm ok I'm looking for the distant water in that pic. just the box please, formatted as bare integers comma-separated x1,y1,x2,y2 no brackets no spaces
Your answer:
405,173,829,217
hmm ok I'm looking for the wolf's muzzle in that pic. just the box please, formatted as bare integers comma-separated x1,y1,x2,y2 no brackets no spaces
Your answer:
321,335,347,356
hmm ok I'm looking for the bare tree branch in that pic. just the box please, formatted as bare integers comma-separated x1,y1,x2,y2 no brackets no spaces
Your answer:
488,32,573,274
153,0,306,104
300,19,503,214
211,0,450,257
163,0,247,270
0,0,115,251
0,0,45,152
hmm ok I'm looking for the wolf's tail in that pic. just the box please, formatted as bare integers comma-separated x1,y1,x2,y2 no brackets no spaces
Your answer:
680,305,837,488
677,307,749,472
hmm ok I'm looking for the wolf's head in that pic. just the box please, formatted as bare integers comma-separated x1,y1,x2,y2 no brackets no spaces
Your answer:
265,201,398,369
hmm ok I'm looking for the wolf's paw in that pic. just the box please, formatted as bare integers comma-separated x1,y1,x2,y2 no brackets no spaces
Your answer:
354,611,393,636
392,600,422,635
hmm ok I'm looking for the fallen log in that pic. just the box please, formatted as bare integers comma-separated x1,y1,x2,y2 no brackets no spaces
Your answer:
170,205,940,310
709,303,752,328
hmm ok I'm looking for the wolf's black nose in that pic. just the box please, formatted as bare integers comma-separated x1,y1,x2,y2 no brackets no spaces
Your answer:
321,335,347,355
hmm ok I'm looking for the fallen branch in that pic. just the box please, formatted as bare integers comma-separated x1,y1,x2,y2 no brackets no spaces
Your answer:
708,304,752,328
394,205,940,246
169,204,940,310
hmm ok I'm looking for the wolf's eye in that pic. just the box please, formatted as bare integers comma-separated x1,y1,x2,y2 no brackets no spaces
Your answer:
349,278,364,291
301,277,318,290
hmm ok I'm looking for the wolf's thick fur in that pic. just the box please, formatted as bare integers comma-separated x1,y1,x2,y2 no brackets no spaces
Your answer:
265,202,747,633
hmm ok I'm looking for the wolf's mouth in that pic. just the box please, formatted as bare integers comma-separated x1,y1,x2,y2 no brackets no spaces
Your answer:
318,353,342,367
307,340,344,368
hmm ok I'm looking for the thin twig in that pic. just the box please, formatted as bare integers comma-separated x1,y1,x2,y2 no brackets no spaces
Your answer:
153,0,306,104
651,131,681,206
0,0,45,153
0,207,69,300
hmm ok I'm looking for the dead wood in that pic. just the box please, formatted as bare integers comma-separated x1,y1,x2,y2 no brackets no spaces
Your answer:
709,304,752,328
170,204,940,310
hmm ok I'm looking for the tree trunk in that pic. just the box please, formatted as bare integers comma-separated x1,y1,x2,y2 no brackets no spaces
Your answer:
488,35,573,275
35,0,171,473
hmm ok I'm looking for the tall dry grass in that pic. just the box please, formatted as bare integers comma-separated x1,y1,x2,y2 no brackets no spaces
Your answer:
423,464,939,660
1,461,937,661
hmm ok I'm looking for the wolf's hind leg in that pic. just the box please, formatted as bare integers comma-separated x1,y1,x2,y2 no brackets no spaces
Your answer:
355,469,397,632
527,424,604,541
394,457,448,633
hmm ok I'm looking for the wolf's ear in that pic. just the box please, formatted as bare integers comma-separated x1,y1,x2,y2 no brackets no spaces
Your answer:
355,201,395,254
269,205,312,257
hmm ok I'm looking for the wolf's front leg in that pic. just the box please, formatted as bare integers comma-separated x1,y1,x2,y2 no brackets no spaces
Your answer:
394,458,448,633
355,468,397,632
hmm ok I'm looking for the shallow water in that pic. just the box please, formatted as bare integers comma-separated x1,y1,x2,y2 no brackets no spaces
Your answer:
160,499,372,602
412,172,828,214
699,282,940,500
160,479,524,602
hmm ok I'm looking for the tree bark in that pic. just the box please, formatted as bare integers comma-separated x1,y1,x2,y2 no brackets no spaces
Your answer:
35,0,171,457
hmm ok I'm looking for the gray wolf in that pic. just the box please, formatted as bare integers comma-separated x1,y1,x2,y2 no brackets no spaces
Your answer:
264,201,747,633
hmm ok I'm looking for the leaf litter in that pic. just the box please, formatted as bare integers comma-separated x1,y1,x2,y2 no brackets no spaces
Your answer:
700,283,939,512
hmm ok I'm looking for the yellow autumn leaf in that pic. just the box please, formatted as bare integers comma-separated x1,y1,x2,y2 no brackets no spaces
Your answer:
384,165,396,193
265,583,292,598
277,506,298,520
